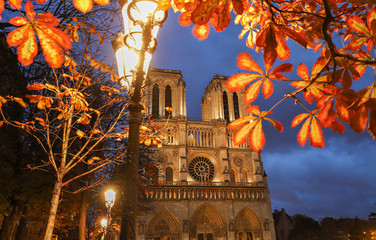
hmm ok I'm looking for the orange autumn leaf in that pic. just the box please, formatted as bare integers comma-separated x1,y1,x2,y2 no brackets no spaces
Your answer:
25,94,53,109
193,23,210,40
7,1,72,68
7,96,27,108
227,52,292,104
35,117,48,129
27,83,46,91
87,156,100,164
0,0,22,21
291,62,325,104
77,113,91,125
73,0,110,13
158,0,171,11
229,106,282,153
291,112,325,148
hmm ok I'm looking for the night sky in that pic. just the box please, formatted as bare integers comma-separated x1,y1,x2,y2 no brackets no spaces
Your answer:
149,11,376,220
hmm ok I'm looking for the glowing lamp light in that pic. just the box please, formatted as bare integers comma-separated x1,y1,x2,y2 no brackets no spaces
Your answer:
113,0,167,89
105,190,116,209
101,218,108,228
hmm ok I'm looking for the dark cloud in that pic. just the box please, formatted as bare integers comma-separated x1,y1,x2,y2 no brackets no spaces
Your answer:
264,137,376,219
152,11,376,220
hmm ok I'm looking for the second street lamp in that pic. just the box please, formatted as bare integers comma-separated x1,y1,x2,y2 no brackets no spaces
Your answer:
104,190,115,239
113,0,167,239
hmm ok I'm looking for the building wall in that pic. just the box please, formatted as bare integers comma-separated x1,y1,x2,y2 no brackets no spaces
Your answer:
137,68,276,240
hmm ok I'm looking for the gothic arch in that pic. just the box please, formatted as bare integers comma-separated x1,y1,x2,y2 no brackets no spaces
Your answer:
152,84,160,118
146,206,181,240
230,168,239,183
235,207,263,240
190,203,227,240
239,166,252,183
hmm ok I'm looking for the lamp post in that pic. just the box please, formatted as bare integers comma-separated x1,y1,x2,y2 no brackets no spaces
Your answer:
112,1,167,240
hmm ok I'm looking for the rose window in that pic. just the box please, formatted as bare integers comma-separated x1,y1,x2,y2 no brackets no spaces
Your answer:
189,157,214,182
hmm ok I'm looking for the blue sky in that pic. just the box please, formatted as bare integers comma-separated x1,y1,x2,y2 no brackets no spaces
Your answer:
150,11,376,220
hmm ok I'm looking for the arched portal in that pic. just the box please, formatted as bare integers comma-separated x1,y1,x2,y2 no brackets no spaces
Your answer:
146,207,181,240
190,203,227,240
235,208,263,240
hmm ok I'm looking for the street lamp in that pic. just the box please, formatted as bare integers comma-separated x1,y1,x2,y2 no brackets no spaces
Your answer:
112,0,167,240
101,218,108,240
104,190,115,239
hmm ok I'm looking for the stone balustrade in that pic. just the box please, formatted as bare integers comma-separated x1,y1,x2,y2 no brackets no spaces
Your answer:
144,184,265,201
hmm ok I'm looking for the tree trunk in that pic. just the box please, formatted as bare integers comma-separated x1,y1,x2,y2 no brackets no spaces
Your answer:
79,190,88,240
43,178,63,240
0,199,25,240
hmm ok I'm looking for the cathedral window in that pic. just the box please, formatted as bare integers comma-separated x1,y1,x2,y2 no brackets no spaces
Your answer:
223,91,230,122
230,170,236,183
233,92,240,119
165,167,173,182
165,85,172,118
189,157,214,182
241,169,248,183
152,84,159,118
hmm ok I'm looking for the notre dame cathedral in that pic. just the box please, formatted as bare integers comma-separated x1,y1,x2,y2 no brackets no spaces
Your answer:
137,68,276,240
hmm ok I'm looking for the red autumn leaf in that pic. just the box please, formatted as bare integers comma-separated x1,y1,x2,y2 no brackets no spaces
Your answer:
193,23,210,40
273,25,290,61
328,120,345,134
191,0,216,25
210,1,231,32
277,25,308,49
7,1,72,68
232,0,244,15
368,110,376,140
317,97,335,128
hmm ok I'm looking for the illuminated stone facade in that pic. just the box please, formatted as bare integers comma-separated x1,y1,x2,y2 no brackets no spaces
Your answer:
138,68,276,240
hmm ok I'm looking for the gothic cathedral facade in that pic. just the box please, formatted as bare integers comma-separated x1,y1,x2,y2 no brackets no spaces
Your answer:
137,68,276,240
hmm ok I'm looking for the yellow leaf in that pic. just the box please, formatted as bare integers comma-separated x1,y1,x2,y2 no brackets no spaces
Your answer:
144,138,152,146
77,130,85,139
87,156,100,164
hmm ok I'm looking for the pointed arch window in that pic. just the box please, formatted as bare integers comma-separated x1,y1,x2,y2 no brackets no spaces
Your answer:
165,85,172,118
165,167,173,182
233,92,240,119
230,169,236,183
152,84,159,119
223,91,230,122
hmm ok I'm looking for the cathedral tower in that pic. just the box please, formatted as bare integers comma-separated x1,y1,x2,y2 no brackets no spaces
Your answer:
137,68,276,240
